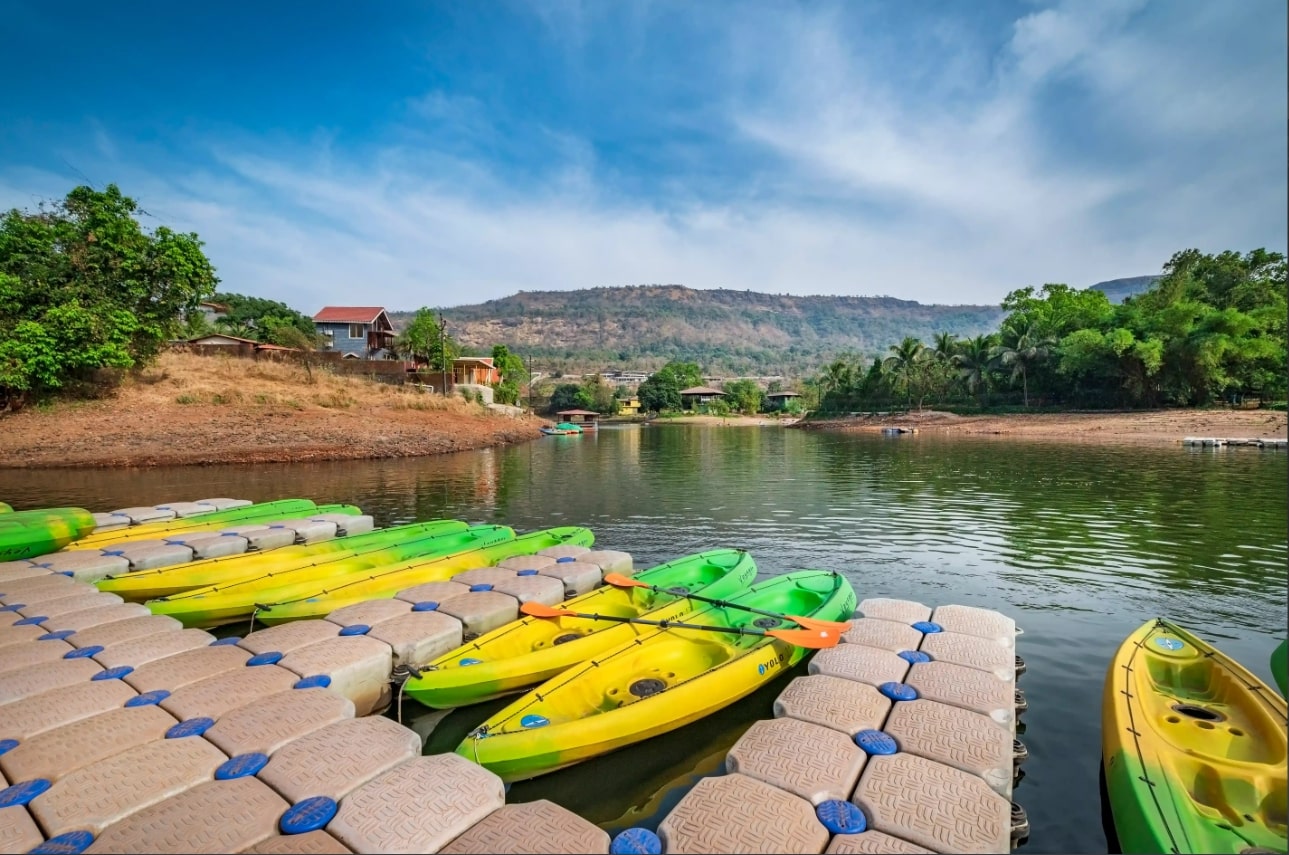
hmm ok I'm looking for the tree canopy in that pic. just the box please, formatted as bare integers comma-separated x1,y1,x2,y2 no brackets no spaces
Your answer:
202,292,317,347
395,308,458,369
0,184,218,409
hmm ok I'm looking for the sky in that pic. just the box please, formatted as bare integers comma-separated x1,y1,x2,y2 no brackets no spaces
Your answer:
1,1,1285,312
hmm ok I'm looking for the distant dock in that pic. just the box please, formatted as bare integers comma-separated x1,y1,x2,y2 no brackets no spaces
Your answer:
1182,437,1288,449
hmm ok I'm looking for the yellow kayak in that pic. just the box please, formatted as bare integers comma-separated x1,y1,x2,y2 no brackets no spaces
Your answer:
404,549,758,709
145,525,514,629
99,519,469,601
457,570,855,782
255,527,596,625
1103,618,1288,854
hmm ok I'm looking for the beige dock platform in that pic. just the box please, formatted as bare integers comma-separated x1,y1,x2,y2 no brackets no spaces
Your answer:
636,596,1027,855
203,687,355,757
0,678,137,741
256,716,422,803
244,831,353,854
438,800,610,854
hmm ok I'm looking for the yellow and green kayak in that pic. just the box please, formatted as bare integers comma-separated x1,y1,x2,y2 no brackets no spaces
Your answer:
1102,618,1288,854
0,502,12,513
405,548,758,709
1272,640,1287,699
144,524,510,628
456,569,856,782
0,507,97,561
255,527,595,625
70,498,325,550
100,517,466,602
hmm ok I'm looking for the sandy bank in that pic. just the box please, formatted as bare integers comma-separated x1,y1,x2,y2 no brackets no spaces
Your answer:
795,409,1288,445
0,352,544,469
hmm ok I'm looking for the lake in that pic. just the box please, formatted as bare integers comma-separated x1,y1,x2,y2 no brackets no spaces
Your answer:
2,424,1284,854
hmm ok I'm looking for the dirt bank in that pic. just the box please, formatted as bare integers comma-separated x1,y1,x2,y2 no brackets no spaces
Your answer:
0,352,545,469
795,409,1289,444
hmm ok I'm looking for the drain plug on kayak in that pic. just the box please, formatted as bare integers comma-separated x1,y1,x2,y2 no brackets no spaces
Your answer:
553,633,580,645
630,678,666,698
753,617,781,629
1171,703,1225,722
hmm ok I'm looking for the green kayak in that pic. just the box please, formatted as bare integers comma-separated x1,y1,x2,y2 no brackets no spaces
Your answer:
1273,639,1288,698
0,507,97,561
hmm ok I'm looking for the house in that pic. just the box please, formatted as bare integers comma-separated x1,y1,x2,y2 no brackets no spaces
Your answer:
679,386,726,409
764,390,802,412
556,409,601,427
198,301,230,326
452,357,501,386
312,307,396,359
617,396,642,417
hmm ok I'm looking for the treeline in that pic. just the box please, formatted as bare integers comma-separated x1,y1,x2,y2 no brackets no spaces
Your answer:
812,249,1287,413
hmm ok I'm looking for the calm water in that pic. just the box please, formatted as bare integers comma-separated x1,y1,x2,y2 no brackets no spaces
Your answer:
2,425,1285,853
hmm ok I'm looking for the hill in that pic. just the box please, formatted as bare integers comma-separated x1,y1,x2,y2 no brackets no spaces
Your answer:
392,285,1006,377
1089,275,1160,304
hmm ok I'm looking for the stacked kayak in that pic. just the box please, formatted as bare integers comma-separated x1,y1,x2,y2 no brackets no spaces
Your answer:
70,498,325,551
405,548,758,709
457,569,855,782
1273,640,1287,698
100,519,470,601
1102,618,1288,854
0,507,97,561
0,502,11,513
145,523,509,628
255,527,595,624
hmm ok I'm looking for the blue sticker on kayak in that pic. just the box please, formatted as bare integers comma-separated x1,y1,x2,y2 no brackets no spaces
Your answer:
1155,637,1183,651
520,714,550,729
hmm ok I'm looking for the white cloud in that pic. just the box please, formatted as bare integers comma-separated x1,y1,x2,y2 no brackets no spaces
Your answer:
0,0,1282,312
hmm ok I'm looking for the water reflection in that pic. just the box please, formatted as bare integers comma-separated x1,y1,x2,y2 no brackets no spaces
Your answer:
1,427,1284,854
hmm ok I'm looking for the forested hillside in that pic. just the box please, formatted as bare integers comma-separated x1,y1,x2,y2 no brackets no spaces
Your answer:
390,286,1006,376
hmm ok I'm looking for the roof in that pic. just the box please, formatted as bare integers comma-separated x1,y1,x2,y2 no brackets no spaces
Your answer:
312,306,387,323
556,409,601,416
452,356,496,366
254,343,299,352
189,333,258,345
679,386,726,396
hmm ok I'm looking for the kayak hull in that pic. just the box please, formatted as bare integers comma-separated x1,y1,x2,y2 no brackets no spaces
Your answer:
404,548,758,709
0,508,97,561
457,570,856,782
1102,618,1288,854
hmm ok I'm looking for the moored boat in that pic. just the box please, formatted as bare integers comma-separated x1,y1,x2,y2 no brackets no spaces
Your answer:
1102,618,1288,854
403,548,758,709
455,569,855,782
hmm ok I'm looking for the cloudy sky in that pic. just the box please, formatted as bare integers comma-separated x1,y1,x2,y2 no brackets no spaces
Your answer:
1,1,1284,312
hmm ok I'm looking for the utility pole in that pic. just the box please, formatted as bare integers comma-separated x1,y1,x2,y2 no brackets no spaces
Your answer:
438,312,447,396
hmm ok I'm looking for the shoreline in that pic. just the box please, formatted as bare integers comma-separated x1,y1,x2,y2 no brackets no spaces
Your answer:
794,409,1288,445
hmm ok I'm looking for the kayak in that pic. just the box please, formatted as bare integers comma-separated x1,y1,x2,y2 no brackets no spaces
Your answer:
99,518,469,602
0,503,11,513
456,569,856,782
1102,618,1288,854
256,527,596,625
404,548,758,709
1273,640,1288,698
70,498,325,550
0,508,97,561
145,524,510,629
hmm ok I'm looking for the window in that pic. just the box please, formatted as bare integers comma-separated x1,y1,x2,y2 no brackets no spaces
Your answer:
349,324,364,339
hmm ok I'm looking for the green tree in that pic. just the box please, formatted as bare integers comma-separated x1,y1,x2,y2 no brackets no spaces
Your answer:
490,344,526,405
654,361,704,390
993,320,1055,407
208,292,316,345
548,383,590,413
0,184,218,409
882,336,928,409
722,379,763,414
952,334,996,408
395,308,458,370
580,374,617,414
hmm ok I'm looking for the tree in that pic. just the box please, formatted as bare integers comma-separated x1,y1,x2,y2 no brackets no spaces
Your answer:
548,383,590,413
952,335,996,408
882,336,928,409
722,379,763,415
395,308,458,370
637,374,680,414
993,320,1055,407
580,374,616,414
207,292,316,345
490,344,526,406
0,184,218,409
653,361,704,391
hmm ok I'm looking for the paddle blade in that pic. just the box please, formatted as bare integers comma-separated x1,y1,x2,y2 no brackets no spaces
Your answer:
520,601,575,619
603,573,649,589
788,615,853,633
766,627,843,649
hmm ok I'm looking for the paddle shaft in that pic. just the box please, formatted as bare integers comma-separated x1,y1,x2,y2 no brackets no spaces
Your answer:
546,607,795,639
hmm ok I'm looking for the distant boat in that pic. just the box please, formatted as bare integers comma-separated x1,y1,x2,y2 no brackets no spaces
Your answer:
540,422,584,436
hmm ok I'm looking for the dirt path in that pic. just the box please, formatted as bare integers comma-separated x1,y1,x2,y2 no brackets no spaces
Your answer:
796,409,1289,444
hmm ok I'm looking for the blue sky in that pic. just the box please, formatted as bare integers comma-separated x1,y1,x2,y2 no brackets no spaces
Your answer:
2,1,1285,312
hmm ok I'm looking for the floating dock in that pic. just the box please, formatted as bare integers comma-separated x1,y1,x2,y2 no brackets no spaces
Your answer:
1,505,1027,853
1182,436,1288,449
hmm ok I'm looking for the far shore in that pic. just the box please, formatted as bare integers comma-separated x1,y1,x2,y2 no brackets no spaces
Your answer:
795,408,1288,445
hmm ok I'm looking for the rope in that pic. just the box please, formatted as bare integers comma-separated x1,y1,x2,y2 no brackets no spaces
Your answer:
389,663,424,725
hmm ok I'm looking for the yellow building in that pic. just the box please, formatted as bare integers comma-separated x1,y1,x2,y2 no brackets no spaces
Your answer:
617,396,642,416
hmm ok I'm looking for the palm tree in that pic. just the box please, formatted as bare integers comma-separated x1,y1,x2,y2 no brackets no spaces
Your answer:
931,332,957,363
952,335,994,408
818,358,856,409
993,321,1055,407
883,336,926,410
